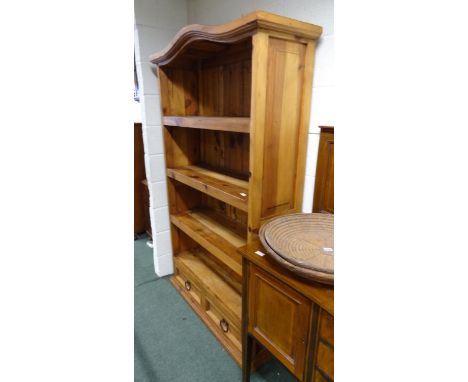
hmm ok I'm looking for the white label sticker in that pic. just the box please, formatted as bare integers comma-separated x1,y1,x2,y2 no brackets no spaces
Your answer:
240,192,247,197
323,247,333,252
255,250,266,257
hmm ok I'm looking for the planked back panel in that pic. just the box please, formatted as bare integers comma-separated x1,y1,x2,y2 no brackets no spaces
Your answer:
199,42,252,117
313,127,334,214
200,130,250,178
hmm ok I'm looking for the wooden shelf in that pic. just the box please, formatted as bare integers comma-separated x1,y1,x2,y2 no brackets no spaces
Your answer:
163,116,250,133
170,209,245,277
167,165,249,212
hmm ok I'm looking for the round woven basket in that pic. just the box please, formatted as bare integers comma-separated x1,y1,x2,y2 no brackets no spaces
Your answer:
259,213,334,285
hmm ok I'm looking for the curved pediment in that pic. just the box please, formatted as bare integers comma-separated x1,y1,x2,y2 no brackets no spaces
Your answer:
150,10,322,67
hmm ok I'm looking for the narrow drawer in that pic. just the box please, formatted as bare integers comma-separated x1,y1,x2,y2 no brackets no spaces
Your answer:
174,263,202,305
313,368,330,382
316,341,334,380
205,297,241,351
319,311,334,346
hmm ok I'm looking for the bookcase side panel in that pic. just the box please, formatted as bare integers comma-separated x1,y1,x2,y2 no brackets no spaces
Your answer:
249,35,315,238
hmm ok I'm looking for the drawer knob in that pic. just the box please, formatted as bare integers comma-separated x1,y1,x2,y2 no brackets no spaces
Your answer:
184,280,192,291
220,319,229,333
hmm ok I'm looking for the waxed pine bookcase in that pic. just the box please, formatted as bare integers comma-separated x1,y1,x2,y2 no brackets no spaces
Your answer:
150,11,322,366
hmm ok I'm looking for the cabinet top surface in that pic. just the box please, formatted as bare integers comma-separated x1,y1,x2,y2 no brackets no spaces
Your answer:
239,239,334,315
150,10,322,66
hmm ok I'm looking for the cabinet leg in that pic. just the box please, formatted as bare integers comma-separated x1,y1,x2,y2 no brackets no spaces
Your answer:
242,334,254,382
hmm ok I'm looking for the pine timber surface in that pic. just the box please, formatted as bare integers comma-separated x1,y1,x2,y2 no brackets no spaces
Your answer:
167,165,249,212
170,209,245,277
163,116,250,133
153,10,322,369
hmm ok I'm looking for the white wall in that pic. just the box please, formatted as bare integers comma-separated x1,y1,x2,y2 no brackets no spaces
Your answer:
134,0,333,276
133,99,141,123
187,0,334,212
134,0,188,276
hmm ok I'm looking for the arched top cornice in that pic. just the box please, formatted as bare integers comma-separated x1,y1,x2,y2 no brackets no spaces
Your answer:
150,10,322,66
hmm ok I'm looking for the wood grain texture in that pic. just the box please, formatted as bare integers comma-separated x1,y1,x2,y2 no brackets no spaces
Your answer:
201,193,248,231
150,10,322,65
171,209,245,277
175,251,241,322
316,341,333,380
260,38,305,218
167,165,249,212
194,245,242,293
200,130,250,179
248,264,311,379
199,53,252,117
313,127,334,214
154,11,322,368
319,311,334,347
295,42,317,209
173,251,243,365
171,267,242,365
141,179,152,240
159,67,198,116
238,240,334,316
304,305,320,382
134,123,146,235
312,369,331,382
240,242,334,382
163,116,250,133
248,34,315,239
247,31,269,241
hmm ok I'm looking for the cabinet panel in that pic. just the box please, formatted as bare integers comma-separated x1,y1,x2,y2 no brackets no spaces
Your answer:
260,38,307,218
248,264,311,379
313,128,334,214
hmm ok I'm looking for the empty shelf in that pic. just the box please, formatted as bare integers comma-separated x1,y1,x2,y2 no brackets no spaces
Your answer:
163,116,250,133
167,165,249,212
170,209,246,277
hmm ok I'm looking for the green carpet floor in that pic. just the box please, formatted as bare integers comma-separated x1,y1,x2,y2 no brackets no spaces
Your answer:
134,236,297,382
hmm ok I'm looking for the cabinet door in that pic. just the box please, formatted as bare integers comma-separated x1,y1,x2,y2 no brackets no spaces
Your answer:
248,265,311,379
313,127,334,214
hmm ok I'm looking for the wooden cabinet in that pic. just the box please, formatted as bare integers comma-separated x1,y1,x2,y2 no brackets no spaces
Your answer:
240,240,334,382
313,126,334,214
150,11,322,366
141,179,152,240
134,123,146,235
247,265,312,379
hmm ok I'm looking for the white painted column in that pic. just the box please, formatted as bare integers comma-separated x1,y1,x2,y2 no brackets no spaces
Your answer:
134,0,188,276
